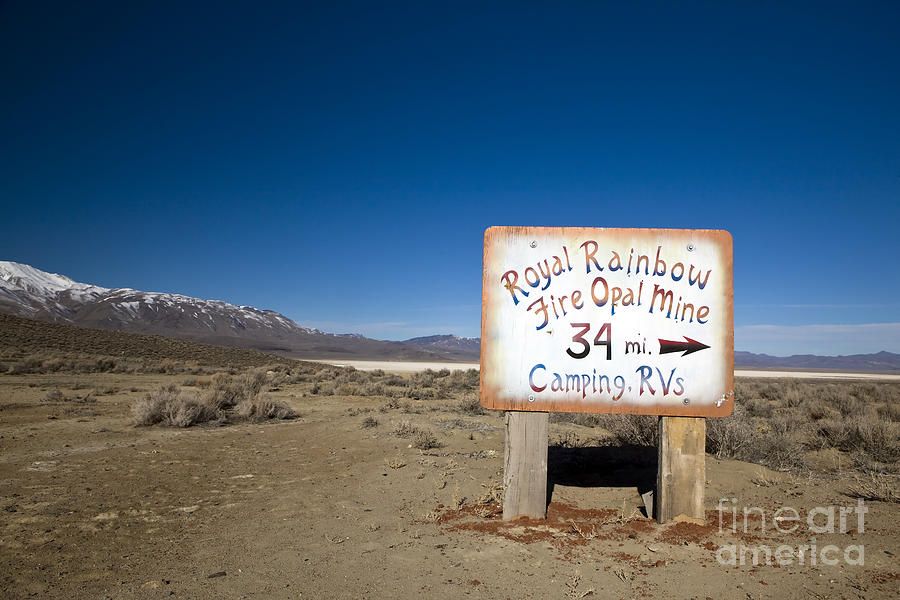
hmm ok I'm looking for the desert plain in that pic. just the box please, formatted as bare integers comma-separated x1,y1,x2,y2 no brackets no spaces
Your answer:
0,318,898,599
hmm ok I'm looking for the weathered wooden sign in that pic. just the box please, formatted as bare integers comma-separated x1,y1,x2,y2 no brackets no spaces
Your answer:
480,227,733,417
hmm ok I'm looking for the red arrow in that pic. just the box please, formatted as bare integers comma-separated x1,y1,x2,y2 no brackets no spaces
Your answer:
658,336,710,356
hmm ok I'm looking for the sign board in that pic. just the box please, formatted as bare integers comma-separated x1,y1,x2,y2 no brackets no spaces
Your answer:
480,227,733,417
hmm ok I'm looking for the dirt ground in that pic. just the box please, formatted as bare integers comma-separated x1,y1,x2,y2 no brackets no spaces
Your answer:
1,372,897,599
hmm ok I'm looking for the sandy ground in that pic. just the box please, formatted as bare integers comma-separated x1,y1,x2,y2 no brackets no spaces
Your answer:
319,359,900,381
1,373,898,599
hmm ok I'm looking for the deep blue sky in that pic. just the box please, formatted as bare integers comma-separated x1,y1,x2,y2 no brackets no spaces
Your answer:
2,2,898,354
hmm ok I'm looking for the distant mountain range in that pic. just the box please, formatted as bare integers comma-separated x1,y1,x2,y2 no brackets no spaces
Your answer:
734,350,900,373
0,261,479,361
2,261,897,371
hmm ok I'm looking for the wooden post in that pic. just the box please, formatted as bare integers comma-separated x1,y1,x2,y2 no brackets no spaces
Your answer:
656,416,706,523
503,411,549,520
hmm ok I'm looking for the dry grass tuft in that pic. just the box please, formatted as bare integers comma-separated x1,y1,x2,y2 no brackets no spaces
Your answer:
477,479,504,505
569,520,598,540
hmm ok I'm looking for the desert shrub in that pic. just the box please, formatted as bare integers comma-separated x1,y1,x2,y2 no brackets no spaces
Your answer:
805,399,838,421
550,412,606,428
847,472,900,503
133,386,173,425
850,382,890,404
362,382,386,396
816,418,849,448
455,395,485,415
241,367,268,397
877,402,900,422
235,395,296,421
408,386,438,400
379,398,411,413
7,355,44,374
43,389,65,402
758,383,783,402
133,384,219,427
158,359,181,374
843,417,900,463
705,402,809,470
835,394,862,417
752,427,808,470
706,404,755,459
743,397,773,418
41,358,66,372
393,420,418,437
382,373,406,387
783,386,804,408
412,429,442,450
206,372,258,408
436,368,480,392
164,395,218,427
362,416,379,428
410,370,436,388
597,414,658,446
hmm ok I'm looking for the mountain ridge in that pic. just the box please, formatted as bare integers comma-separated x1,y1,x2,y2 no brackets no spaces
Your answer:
0,261,470,361
734,350,900,373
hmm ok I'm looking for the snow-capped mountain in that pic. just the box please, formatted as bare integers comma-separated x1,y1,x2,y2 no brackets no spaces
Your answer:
0,261,471,360
0,260,322,351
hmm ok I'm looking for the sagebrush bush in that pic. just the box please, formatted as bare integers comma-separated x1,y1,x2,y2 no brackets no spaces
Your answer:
877,402,900,422
393,420,418,437
706,404,755,459
455,395,485,415
596,414,658,447
43,389,65,403
235,395,296,421
412,429,442,450
133,371,297,427
133,385,219,427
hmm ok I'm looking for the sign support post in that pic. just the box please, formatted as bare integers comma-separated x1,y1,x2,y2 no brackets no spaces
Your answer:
656,416,706,522
502,411,549,520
